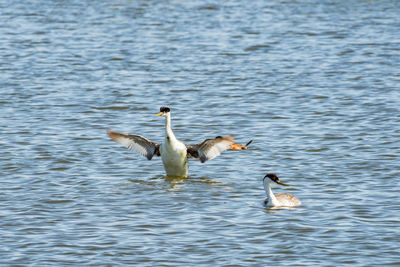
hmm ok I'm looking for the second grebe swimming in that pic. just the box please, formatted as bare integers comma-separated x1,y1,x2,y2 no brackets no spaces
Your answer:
263,173,301,207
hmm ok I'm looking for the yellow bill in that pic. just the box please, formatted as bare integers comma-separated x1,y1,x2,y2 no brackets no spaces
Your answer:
277,181,290,187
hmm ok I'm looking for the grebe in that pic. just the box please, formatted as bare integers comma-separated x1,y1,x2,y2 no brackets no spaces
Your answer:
263,173,301,207
107,107,252,177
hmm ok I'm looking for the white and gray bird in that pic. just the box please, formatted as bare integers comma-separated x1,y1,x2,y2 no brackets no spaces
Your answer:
107,107,252,177
263,173,301,207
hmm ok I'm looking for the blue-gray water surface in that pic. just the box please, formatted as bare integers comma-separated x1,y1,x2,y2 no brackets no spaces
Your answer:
1,0,400,266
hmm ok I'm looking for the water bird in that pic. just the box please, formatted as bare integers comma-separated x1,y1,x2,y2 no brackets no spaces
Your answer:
107,107,252,177
263,173,301,207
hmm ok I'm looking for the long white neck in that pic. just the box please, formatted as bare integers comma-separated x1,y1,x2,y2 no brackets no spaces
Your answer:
264,182,279,206
165,113,177,141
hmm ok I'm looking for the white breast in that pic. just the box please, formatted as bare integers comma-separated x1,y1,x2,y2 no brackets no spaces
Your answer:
160,139,188,177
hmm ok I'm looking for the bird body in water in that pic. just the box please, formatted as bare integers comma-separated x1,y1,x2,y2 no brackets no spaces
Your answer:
158,109,188,177
107,107,252,177
263,173,301,207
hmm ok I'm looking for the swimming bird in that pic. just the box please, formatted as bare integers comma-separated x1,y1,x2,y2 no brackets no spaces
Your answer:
107,107,252,177
263,173,301,207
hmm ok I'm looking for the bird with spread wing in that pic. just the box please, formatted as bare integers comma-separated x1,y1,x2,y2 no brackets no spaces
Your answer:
107,107,252,177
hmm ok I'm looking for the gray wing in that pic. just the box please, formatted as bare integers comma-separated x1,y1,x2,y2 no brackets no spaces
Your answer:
187,136,234,163
107,129,160,160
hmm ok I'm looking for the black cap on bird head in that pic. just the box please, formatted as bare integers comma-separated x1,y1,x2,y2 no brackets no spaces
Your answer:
263,173,289,186
264,173,279,183
160,107,170,113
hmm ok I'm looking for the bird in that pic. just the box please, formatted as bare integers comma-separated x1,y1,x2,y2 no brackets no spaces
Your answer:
107,106,252,177
263,173,301,207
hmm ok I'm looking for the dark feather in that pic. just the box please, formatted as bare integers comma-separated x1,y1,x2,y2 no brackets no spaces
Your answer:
187,136,234,163
107,129,160,160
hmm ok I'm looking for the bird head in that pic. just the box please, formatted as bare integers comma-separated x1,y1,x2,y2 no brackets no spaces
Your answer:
156,106,171,118
263,173,289,186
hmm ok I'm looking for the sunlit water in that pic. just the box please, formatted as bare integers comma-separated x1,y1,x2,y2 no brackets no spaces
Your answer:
1,0,400,265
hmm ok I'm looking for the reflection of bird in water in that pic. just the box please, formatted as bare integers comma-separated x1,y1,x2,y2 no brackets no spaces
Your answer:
107,107,252,177
263,173,301,207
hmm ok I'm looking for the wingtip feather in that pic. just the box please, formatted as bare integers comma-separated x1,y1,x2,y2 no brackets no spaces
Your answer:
106,128,121,141
245,139,253,147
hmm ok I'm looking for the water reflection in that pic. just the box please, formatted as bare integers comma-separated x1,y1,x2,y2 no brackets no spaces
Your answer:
164,175,222,188
264,206,301,212
127,174,221,190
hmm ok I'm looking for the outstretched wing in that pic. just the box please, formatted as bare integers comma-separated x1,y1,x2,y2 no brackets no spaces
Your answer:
187,136,234,163
107,129,160,160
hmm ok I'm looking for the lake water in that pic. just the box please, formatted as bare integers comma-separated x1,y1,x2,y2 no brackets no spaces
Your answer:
1,0,400,265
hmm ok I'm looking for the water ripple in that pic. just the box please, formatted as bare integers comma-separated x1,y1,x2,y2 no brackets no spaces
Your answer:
1,0,400,266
